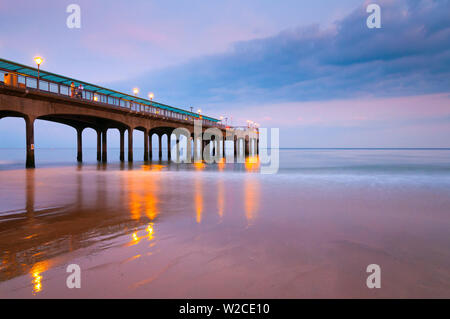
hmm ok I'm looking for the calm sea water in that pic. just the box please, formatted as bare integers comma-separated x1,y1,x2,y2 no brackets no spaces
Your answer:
0,148,449,298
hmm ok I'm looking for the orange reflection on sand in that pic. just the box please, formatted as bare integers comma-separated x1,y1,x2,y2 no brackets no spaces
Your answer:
146,223,154,241
245,156,260,172
194,162,206,171
244,174,260,225
129,192,142,221
126,172,160,222
131,231,140,245
195,176,203,223
145,193,158,220
217,158,225,171
141,164,165,172
30,261,49,295
218,178,224,218
129,222,155,246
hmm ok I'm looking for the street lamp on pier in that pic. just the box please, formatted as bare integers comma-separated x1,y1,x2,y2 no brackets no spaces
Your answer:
34,56,43,90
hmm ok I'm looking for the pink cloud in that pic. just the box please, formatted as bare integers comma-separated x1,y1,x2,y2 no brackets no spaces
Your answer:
227,94,450,128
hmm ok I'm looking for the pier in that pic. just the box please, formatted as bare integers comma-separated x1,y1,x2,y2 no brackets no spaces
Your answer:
0,58,259,168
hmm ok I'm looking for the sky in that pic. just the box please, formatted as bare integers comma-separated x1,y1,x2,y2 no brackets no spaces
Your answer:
0,0,449,148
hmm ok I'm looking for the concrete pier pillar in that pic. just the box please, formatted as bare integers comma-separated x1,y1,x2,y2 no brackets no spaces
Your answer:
158,134,162,160
193,136,199,162
76,127,83,162
128,128,133,162
187,137,192,162
222,138,226,158
202,139,208,158
96,129,101,162
176,139,180,161
143,129,149,161
101,129,107,163
245,138,249,157
119,129,125,162
149,132,153,161
167,133,172,162
26,117,35,168
167,133,172,161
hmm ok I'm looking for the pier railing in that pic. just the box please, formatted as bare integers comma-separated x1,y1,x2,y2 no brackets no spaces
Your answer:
0,69,226,129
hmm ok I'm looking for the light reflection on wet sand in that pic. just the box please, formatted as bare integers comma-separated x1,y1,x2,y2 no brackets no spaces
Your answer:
0,151,449,298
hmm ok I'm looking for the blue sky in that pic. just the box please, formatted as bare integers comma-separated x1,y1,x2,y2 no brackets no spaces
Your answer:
0,0,449,148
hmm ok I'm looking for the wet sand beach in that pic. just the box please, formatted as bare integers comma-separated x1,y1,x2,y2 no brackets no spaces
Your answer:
0,149,449,298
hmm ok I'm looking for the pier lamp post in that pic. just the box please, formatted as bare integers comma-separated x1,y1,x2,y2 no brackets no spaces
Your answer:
133,87,139,96
197,109,202,119
34,56,43,90
148,92,154,111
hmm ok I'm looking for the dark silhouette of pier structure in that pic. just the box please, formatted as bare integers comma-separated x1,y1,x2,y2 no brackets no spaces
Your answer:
0,58,259,168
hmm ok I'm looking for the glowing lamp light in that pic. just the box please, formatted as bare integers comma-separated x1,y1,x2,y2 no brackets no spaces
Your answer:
148,92,154,100
93,95,98,102
34,56,43,66
133,88,139,96
33,56,44,90
197,109,202,113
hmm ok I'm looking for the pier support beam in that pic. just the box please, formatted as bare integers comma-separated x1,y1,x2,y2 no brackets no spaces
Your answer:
187,137,192,162
222,138,226,158
176,138,180,162
158,134,162,160
101,129,107,163
76,127,83,162
167,133,172,161
143,129,149,161
119,129,125,162
96,129,101,162
234,137,238,158
245,138,249,157
128,128,133,162
202,139,208,158
193,136,199,162
149,132,153,161
26,117,35,169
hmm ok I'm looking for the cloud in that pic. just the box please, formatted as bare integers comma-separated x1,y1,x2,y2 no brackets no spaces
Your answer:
225,93,450,127
117,0,450,107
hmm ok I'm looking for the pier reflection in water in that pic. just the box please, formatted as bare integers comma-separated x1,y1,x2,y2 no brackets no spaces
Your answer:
0,159,263,297
1,148,450,298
